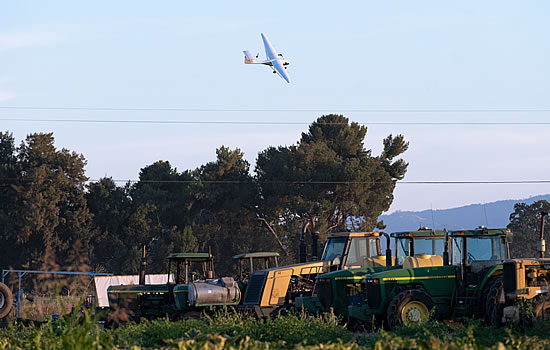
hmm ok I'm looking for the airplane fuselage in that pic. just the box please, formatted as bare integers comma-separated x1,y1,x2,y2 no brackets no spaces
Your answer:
243,33,291,83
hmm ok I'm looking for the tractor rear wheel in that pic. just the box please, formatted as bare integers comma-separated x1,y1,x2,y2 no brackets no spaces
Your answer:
0,283,13,319
485,276,504,327
387,289,435,330
480,275,500,321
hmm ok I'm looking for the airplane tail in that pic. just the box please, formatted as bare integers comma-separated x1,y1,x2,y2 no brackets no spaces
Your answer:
243,50,256,64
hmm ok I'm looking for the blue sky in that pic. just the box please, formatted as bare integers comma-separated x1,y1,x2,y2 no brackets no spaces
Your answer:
1,1,549,212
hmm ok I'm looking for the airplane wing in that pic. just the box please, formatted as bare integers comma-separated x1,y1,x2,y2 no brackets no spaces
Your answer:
272,59,291,84
261,33,277,60
261,33,291,83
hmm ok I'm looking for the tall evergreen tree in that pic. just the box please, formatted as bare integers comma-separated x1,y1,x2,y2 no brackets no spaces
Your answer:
508,200,550,258
0,133,92,269
256,115,408,260
0,132,20,267
190,146,271,275
86,178,133,272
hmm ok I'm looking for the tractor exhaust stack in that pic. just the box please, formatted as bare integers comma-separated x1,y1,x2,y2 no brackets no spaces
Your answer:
381,232,392,266
139,244,147,285
539,211,548,258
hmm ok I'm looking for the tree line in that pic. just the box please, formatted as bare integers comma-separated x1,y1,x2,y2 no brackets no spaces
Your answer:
0,115,409,276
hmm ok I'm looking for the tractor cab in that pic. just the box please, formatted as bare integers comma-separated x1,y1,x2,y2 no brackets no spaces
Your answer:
167,252,215,285
393,228,446,267
233,252,280,281
321,232,392,269
232,252,280,298
450,228,510,265
449,228,511,292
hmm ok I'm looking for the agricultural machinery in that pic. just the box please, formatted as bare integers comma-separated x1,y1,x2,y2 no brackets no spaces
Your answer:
346,228,512,329
497,211,550,326
297,228,447,317
107,252,241,321
240,231,393,317
497,258,550,326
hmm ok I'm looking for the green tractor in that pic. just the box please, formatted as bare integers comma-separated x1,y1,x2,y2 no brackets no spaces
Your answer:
347,228,512,329
107,252,241,322
296,228,446,318
240,231,394,317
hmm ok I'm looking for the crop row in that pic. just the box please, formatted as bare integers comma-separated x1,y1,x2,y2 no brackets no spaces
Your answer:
2,309,550,349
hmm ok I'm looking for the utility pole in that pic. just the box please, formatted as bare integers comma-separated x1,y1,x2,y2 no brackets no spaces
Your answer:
539,211,548,259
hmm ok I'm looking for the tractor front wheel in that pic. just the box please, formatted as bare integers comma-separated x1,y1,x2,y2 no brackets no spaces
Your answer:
387,289,435,330
181,311,201,321
0,283,13,319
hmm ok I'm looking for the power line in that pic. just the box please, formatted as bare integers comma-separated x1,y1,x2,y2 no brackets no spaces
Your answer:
1,118,550,126
1,178,549,187
1,178,545,185
90,179,550,185
0,106,550,113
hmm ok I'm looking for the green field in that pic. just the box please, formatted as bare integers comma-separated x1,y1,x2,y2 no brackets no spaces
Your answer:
2,309,550,350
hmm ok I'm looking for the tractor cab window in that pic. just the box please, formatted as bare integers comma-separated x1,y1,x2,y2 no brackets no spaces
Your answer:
396,237,445,265
467,236,507,262
452,238,462,265
344,237,380,266
451,236,507,265
396,238,410,265
414,238,445,256
321,238,347,265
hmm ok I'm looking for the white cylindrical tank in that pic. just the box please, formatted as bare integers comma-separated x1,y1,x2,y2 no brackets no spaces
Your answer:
188,277,241,306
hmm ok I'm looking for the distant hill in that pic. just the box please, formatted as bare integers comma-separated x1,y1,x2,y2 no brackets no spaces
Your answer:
379,194,550,234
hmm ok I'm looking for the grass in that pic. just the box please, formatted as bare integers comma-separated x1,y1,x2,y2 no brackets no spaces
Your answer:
17,295,82,321
3,309,550,349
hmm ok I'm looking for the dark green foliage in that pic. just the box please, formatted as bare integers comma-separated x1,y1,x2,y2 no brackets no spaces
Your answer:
0,132,93,270
0,115,407,276
5,311,550,349
189,146,270,275
507,200,550,258
85,178,134,272
112,310,351,349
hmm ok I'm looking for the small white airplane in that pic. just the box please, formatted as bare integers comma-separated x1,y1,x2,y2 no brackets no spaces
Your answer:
243,33,291,84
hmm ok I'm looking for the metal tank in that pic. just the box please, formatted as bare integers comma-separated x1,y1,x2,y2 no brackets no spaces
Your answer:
188,277,241,306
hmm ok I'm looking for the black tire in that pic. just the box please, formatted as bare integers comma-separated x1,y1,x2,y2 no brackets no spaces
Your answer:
181,311,201,320
0,283,13,319
485,276,504,327
386,289,435,330
480,275,500,321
